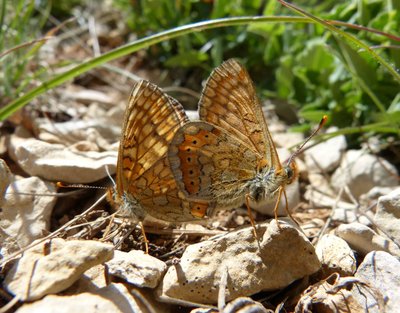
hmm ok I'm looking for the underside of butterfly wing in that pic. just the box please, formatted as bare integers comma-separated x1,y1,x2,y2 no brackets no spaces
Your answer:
199,58,282,171
116,81,214,222
168,121,264,208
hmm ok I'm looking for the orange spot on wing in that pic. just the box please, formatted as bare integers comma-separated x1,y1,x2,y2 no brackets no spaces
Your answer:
190,203,208,218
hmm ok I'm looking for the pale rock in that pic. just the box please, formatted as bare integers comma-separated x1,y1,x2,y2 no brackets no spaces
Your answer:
304,187,356,212
158,219,321,305
353,251,400,313
4,238,114,301
222,297,270,313
273,132,304,150
335,223,400,257
8,128,117,183
0,133,6,154
331,150,398,199
361,186,399,202
296,274,365,313
331,206,371,225
16,283,170,313
315,234,356,277
374,188,400,242
36,116,120,149
0,158,13,200
71,264,108,294
64,87,115,105
304,127,346,173
106,250,167,288
306,172,334,196
0,176,56,255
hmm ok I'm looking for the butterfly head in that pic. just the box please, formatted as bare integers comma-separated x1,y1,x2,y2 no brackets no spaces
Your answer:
284,160,298,185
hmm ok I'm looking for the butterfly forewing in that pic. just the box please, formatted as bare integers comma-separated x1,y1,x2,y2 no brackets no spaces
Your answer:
117,81,189,196
199,59,281,169
116,80,214,222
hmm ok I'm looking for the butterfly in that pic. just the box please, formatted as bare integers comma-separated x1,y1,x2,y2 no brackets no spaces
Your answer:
110,80,218,251
168,59,326,228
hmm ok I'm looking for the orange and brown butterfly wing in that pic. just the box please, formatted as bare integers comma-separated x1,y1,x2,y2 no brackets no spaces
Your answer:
198,59,281,169
117,80,213,222
168,121,260,207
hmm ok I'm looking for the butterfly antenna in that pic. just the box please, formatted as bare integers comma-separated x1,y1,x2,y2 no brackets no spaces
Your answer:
56,182,108,190
287,115,328,166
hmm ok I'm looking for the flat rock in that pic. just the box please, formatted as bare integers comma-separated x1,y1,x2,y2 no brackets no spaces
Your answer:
158,219,321,305
4,238,114,301
331,150,398,199
374,188,400,242
106,250,167,288
16,283,170,313
335,223,400,257
353,251,400,313
304,127,346,173
0,176,57,256
8,127,117,183
315,234,356,277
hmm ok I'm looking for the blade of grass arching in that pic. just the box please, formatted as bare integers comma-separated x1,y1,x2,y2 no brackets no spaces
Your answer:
1,15,400,120
0,16,299,120
278,0,400,84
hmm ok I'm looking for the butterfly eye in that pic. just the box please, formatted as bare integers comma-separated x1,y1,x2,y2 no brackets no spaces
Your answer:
286,167,293,179
286,162,298,184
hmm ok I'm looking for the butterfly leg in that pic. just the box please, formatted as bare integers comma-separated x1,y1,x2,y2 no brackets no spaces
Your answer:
245,194,259,241
274,187,283,230
139,221,149,254
274,187,300,229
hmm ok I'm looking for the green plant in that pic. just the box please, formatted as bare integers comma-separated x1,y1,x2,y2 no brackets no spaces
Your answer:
0,0,51,104
1,0,399,148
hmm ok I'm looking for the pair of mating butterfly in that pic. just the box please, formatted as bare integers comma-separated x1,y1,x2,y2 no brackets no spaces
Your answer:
112,59,325,238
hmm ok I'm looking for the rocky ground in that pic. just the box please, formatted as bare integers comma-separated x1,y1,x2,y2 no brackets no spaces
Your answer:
1,87,399,312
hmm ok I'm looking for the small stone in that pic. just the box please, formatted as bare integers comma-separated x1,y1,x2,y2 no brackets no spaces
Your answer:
335,223,400,257
106,250,167,288
158,219,321,305
0,177,57,256
16,283,170,313
331,150,398,199
4,238,114,301
222,297,271,313
316,234,356,277
304,127,346,173
374,188,400,242
331,206,371,225
353,251,400,313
